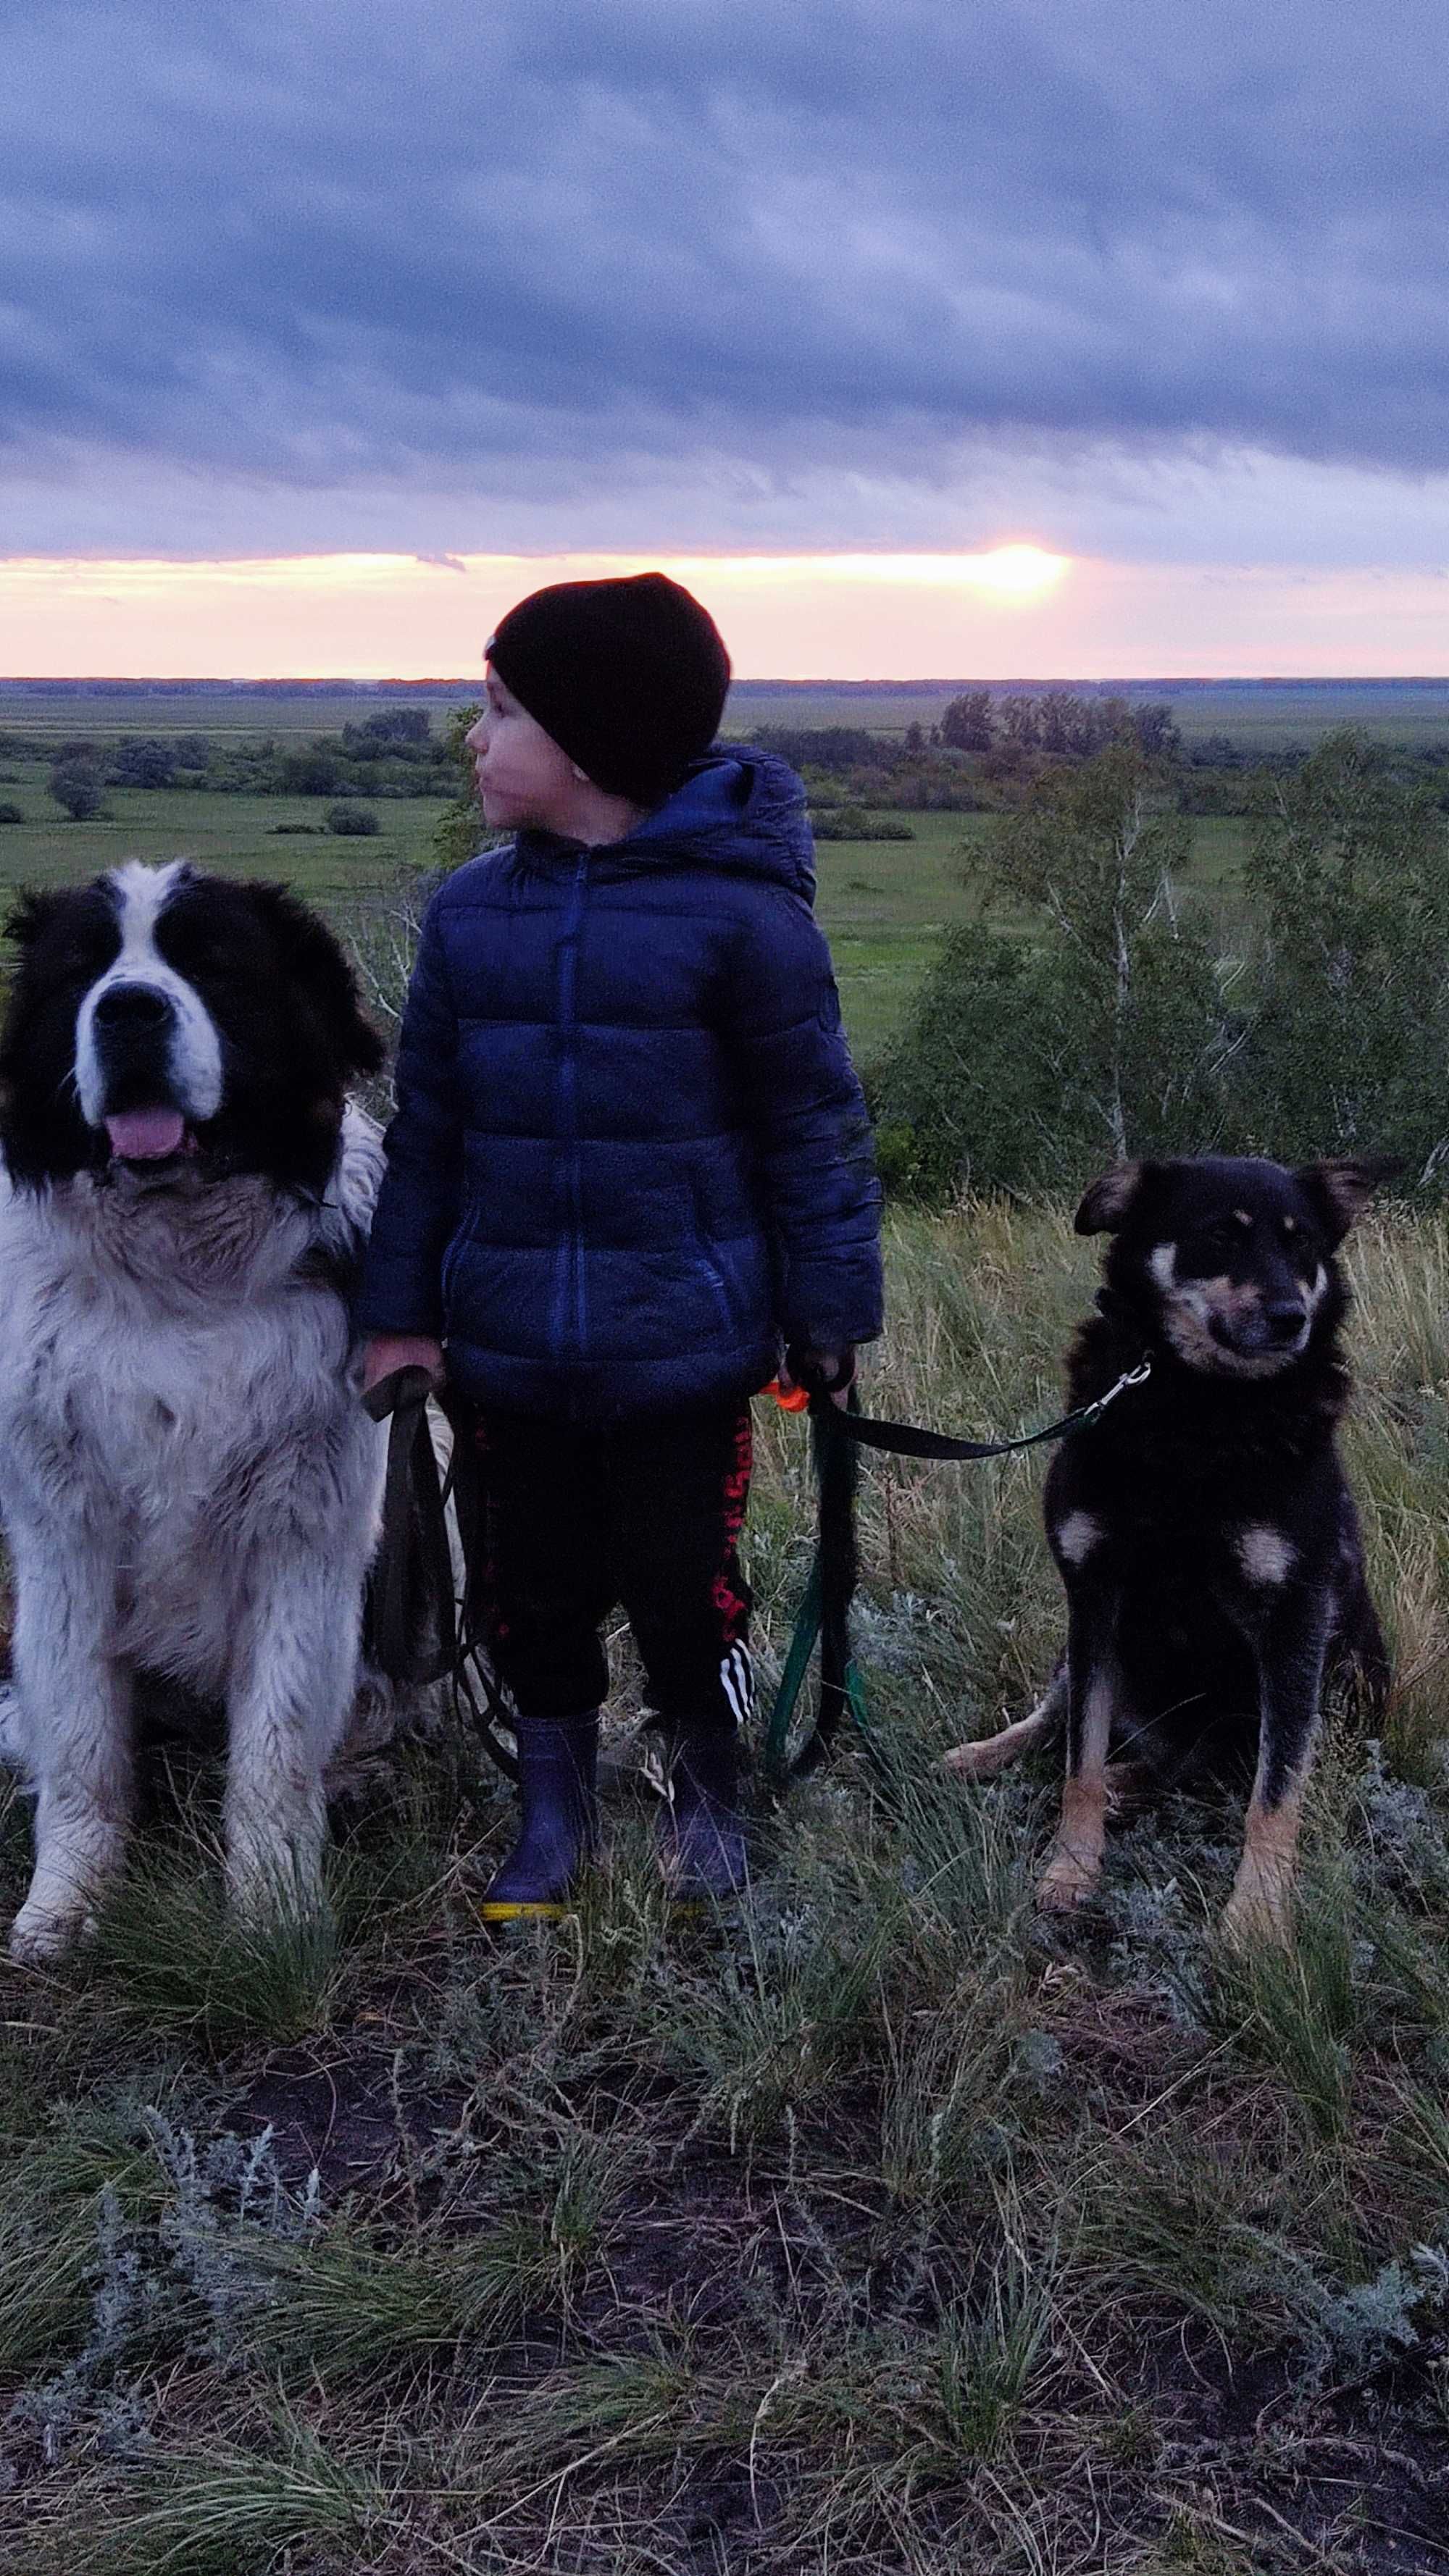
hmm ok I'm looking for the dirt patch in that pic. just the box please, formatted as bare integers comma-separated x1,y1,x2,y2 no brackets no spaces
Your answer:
230,2040,466,2195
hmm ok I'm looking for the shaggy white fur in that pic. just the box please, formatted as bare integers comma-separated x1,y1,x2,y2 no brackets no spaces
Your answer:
0,1108,388,1960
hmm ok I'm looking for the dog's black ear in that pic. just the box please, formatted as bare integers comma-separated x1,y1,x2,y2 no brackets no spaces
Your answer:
1293,1156,1400,1247
247,882,387,1080
4,888,68,953
1074,1161,1155,1234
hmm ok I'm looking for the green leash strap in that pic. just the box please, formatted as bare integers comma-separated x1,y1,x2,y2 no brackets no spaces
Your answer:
764,1556,820,1781
762,1552,872,1784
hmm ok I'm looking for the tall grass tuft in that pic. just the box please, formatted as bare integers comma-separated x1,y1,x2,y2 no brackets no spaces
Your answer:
46,2409,381,2574
74,1850,347,2052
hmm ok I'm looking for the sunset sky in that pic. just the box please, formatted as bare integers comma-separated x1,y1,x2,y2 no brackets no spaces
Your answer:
4,1,1448,679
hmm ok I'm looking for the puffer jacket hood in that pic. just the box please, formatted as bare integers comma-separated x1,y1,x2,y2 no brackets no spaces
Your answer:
356,744,882,1421
515,747,818,901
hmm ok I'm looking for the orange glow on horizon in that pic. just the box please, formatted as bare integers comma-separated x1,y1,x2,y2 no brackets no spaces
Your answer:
0,546,1444,679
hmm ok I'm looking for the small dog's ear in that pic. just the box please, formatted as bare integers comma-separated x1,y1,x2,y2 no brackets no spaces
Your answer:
1294,1155,1400,1246
1074,1161,1151,1235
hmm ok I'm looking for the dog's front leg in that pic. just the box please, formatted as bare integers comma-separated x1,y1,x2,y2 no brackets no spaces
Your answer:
1224,1593,1329,1950
1037,1586,1120,1912
8,1540,133,1962
223,1555,366,1922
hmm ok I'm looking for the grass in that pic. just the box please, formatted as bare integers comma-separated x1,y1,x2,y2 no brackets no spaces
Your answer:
0,779,437,903
0,781,1257,1058
3,1201,1449,2567
0,688,481,743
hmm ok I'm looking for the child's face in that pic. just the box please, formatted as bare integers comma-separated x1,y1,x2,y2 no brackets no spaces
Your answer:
465,670,584,832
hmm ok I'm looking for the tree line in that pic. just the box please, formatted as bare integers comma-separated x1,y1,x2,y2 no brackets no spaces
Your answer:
2,709,458,823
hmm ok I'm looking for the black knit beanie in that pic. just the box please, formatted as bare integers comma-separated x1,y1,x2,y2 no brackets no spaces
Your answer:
485,572,732,808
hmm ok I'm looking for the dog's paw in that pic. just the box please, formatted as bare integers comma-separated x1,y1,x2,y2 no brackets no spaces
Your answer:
942,1737,1002,1780
1036,1845,1102,1911
8,1899,93,1965
1222,1868,1293,1952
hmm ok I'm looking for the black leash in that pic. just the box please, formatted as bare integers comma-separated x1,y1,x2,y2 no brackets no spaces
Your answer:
819,1355,1153,1463
362,1366,519,1780
362,1366,456,1686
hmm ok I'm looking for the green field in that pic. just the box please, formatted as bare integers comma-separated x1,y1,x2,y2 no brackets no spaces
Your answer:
0,697,1267,1063
811,814,987,1050
0,791,977,1057
0,690,480,742
0,790,1260,1061
0,786,440,905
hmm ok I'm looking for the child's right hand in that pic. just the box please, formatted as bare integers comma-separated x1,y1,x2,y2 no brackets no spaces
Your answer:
779,1346,856,1410
362,1333,446,1397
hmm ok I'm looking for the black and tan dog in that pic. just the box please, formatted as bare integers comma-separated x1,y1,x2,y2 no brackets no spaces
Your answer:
945,1156,1390,1944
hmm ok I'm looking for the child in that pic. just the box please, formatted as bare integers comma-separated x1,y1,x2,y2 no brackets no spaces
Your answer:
358,572,882,1917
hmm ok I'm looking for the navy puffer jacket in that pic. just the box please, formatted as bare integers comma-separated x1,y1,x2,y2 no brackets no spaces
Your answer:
356,747,884,1420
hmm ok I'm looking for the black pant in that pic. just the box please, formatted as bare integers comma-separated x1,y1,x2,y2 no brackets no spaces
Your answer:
469,1402,754,1730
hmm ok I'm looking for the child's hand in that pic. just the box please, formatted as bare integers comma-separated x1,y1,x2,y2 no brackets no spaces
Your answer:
362,1334,446,1397
779,1346,856,1411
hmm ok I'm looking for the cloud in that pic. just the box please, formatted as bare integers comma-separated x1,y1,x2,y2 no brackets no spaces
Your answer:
3,0,1448,556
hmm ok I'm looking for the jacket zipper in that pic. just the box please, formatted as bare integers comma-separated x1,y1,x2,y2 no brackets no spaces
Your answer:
551,849,590,1365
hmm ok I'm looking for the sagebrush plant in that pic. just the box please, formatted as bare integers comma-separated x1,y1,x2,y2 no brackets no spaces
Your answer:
4,1201,1449,2569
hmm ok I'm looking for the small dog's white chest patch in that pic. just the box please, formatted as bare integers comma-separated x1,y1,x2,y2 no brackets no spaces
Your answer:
1055,1510,1103,1565
1237,1525,1295,1586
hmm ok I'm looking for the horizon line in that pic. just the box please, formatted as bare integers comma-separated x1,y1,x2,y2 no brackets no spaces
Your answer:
2,672,1448,691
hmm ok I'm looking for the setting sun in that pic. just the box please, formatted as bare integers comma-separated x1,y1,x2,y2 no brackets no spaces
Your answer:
953,545,1069,598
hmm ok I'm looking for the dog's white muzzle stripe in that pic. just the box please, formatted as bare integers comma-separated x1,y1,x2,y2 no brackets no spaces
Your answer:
75,863,224,1129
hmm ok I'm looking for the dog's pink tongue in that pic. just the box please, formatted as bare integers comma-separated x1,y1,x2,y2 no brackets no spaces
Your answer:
105,1108,186,1160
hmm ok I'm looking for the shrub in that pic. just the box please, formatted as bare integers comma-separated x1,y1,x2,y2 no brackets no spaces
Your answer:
48,758,105,821
341,708,432,749
0,800,23,824
325,803,381,837
107,737,177,789
279,750,343,796
755,724,896,771
812,804,916,842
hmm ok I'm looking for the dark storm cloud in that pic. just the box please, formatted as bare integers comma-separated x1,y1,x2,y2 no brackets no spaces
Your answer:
2,0,1447,540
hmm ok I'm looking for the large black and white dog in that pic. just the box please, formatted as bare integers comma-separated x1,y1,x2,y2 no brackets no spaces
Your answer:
945,1156,1390,1944
0,861,393,1960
